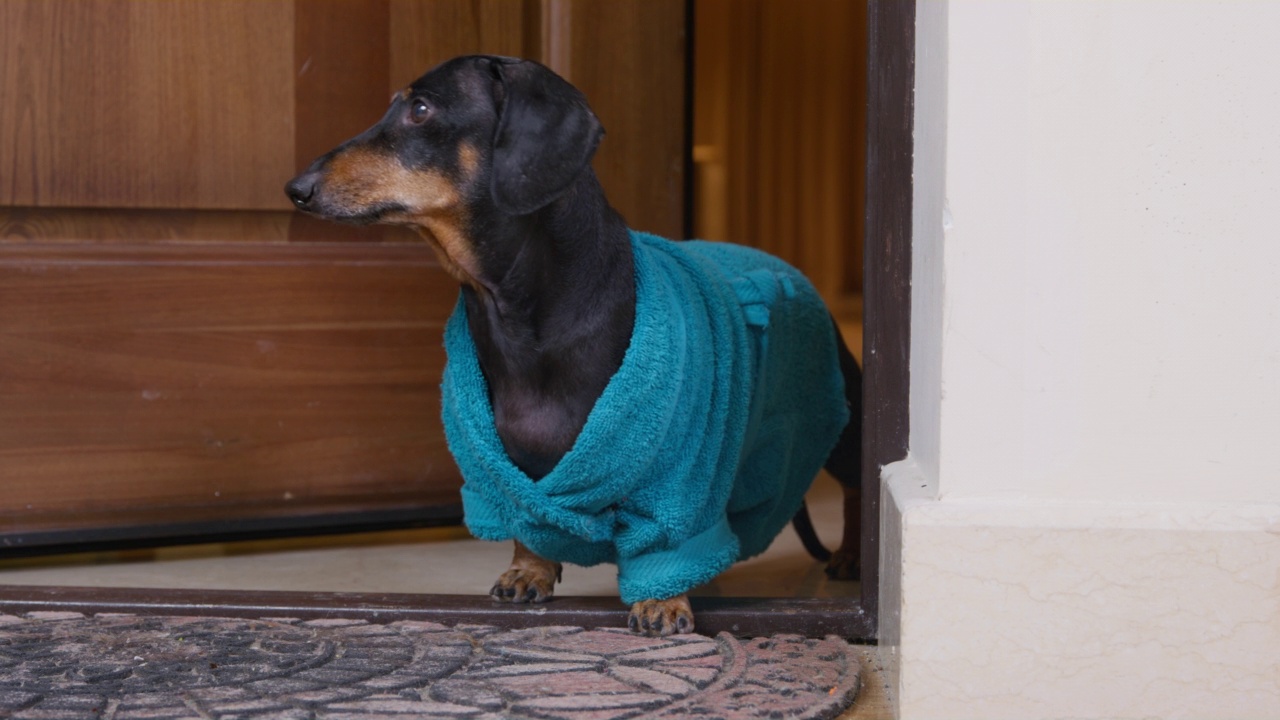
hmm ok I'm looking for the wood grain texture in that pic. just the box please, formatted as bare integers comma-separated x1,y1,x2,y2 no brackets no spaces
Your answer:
0,243,461,536
693,0,866,303
389,0,536,86
0,0,295,210
0,207,418,245
294,0,391,167
289,0,394,243
556,0,687,239
0,208,294,244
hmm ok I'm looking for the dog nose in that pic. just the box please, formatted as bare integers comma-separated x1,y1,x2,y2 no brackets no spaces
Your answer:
285,173,318,209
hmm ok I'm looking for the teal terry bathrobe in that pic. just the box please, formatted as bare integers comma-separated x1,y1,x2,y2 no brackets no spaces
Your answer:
441,230,849,604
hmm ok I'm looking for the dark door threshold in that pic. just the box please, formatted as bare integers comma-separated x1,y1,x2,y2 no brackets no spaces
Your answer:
0,584,873,641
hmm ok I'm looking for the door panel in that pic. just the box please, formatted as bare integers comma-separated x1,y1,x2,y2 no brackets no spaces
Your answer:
692,0,866,306
0,0,296,210
389,0,536,79
0,0,687,551
0,208,293,244
555,0,689,238
0,243,456,540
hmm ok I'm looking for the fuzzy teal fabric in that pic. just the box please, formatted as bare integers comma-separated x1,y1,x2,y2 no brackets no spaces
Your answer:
441,230,848,604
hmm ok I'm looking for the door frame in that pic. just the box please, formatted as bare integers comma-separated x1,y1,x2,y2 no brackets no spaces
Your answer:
853,0,916,639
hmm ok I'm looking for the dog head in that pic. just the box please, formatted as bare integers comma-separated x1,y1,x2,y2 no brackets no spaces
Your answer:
285,55,604,286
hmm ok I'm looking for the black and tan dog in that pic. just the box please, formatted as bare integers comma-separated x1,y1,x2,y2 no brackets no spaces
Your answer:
286,55,861,636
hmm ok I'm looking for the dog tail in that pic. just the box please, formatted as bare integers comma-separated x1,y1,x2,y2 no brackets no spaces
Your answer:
791,502,831,562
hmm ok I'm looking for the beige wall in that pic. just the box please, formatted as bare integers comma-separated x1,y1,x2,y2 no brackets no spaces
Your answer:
883,2,1280,717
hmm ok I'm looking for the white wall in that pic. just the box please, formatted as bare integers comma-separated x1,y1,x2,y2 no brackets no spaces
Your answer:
883,2,1280,717
937,0,1280,504
907,0,947,493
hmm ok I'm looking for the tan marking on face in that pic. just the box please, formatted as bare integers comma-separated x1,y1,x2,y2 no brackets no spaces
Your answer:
398,86,413,101
457,143,480,182
323,146,459,213
413,219,481,289
322,147,481,286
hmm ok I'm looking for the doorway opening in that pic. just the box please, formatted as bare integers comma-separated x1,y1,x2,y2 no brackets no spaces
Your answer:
0,0,913,642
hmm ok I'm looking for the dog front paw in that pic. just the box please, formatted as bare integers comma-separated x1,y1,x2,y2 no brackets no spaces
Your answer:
627,596,694,637
490,545,562,603
490,570,556,603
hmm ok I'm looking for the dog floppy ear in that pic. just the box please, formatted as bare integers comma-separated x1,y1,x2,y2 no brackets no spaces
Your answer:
489,58,604,216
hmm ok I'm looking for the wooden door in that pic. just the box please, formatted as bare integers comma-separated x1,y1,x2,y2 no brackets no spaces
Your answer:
0,0,686,551
693,0,867,312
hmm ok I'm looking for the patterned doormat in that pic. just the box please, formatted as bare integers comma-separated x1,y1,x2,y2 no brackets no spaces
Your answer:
0,611,861,719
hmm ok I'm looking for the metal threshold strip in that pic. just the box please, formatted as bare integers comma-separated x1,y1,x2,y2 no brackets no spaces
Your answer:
0,584,872,640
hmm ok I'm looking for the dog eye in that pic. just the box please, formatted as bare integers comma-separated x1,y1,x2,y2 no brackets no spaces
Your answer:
409,99,431,124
